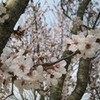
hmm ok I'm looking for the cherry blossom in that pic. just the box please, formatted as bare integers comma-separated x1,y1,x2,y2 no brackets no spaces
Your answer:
0,1,100,99
64,33,100,58
72,17,82,26
0,47,67,92
0,3,9,23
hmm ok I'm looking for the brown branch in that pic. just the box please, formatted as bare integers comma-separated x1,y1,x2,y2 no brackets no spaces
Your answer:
31,2,40,57
67,0,92,100
67,58,91,100
92,11,100,29
77,0,91,20
71,0,91,34
3,94,13,100
80,25,91,30
49,0,92,99
50,50,73,100
60,0,72,20
33,52,76,67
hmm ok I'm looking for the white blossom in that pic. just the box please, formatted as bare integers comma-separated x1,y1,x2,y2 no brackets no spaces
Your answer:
64,34,100,58
0,3,9,23
0,47,12,63
46,74,58,86
0,3,6,15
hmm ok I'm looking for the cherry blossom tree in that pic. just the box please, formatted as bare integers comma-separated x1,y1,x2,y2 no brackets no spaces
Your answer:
0,0,100,100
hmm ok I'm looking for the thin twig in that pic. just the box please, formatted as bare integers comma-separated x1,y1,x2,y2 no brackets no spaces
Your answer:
80,25,91,30
3,77,14,100
92,11,100,29
60,0,72,20
94,88,100,99
33,52,76,67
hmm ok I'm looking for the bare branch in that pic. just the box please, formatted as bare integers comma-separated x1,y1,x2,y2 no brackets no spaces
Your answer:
80,25,92,30
60,0,72,20
92,11,100,29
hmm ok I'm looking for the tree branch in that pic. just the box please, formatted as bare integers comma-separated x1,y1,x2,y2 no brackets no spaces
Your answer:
92,11,100,29
60,0,72,20
0,0,29,55
49,0,91,100
50,50,72,100
80,24,91,30
68,0,93,99
71,0,91,34
77,0,91,20
67,58,91,100
3,77,14,100
33,52,75,67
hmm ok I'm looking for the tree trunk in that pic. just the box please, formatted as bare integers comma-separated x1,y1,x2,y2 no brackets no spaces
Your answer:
0,0,29,55
49,0,91,100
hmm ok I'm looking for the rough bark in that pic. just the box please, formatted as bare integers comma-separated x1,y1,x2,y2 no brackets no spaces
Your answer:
0,0,29,55
68,0,92,99
50,50,72,100
77,0,91,20
71,0,91,34
50,0,91,100
67,58,91,100
50,75,66,100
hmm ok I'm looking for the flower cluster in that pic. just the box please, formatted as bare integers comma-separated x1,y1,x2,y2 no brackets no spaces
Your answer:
0,47,67,93
0,3,9,23
64,33,100,59
72,17,82,26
